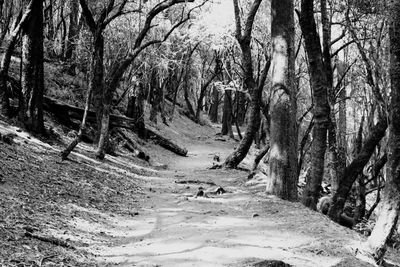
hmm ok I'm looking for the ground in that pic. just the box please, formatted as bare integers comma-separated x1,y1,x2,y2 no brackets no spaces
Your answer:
0,112,399,267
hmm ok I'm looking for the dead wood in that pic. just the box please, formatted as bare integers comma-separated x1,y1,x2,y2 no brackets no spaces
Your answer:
146,125,188,156
43,96,188,156
25,231,74,249
114,128,149,161
175,180,217,186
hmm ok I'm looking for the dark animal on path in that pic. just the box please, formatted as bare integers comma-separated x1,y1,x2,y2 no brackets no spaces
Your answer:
213,155,220,162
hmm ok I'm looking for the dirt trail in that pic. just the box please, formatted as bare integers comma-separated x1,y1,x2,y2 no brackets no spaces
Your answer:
87,136,376,267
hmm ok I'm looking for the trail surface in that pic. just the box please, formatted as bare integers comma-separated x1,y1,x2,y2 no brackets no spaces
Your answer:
88,131,379,267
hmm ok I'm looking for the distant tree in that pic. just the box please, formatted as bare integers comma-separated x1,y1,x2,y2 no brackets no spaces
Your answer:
64,0,79,60
266,0,297,200
19,0,45,133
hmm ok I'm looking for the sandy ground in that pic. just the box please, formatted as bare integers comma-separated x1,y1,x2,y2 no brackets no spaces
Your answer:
73,128,389,267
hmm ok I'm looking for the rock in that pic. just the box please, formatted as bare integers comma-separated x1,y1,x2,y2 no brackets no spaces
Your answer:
252,213,260,218
67,130,77,138
2,133,16,145
196,189,204,197
215,187,226,194
253,260,292,267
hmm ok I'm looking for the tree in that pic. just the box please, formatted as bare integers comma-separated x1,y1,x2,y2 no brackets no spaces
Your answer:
299,0,331,209
19,0,45,133
265,0,297,200
360,1,400,263
0,1,34,117
65,0,79,60
95,0,202,159
223,0,270,169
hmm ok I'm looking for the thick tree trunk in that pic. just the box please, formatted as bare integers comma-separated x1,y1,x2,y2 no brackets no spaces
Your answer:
299,0,331,209
362,2,400,263
235,91,246,126
19,0,44,133
266,0,298,201
328,118,387,222
91,33,105,137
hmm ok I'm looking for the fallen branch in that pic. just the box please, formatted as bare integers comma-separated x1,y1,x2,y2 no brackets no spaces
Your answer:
146,125,188,156
44,96,188,156
25,232,74,249
43,96,136,130
115,128,149,161
175,180,217,186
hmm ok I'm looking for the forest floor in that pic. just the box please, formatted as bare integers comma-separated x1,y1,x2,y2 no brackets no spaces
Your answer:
1,110,400,267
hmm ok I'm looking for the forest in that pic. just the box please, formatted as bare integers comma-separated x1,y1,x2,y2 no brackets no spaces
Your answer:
0,0,400,266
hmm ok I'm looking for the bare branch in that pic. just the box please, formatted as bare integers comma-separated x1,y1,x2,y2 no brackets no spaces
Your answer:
232,0,242,40
243,0,262,42
79,0,96,32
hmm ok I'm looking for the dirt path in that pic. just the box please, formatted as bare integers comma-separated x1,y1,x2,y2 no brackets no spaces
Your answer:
0,118,392,267
85,136,378,267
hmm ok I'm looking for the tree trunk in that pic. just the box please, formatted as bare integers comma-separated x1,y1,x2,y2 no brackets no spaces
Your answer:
60,83,92,160
0,3,33,117
266,0,298,201
149,69,161,123
44,0,54,40
328,118,387,222
362,2,400,263
223,0,264,169
353,116,366,223
91,33,105,137
65,0,79,60
299,0,331,209
208,84,219,123
221,89,234,138
0,0,13,47
19,0,44,133
235,91,246,126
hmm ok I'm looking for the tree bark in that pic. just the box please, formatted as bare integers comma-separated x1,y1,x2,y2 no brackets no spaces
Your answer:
299,0,331,209
60,83,92,160
266,0,298,201
0,2,33,117
208,84,219,123
221,89,234,138
362,2,400,263
328,118,387,222
235,91,246,126
65,0,79,60
126,81,146,138
223,0,264,169
353,116,366,223
19,0,44,133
